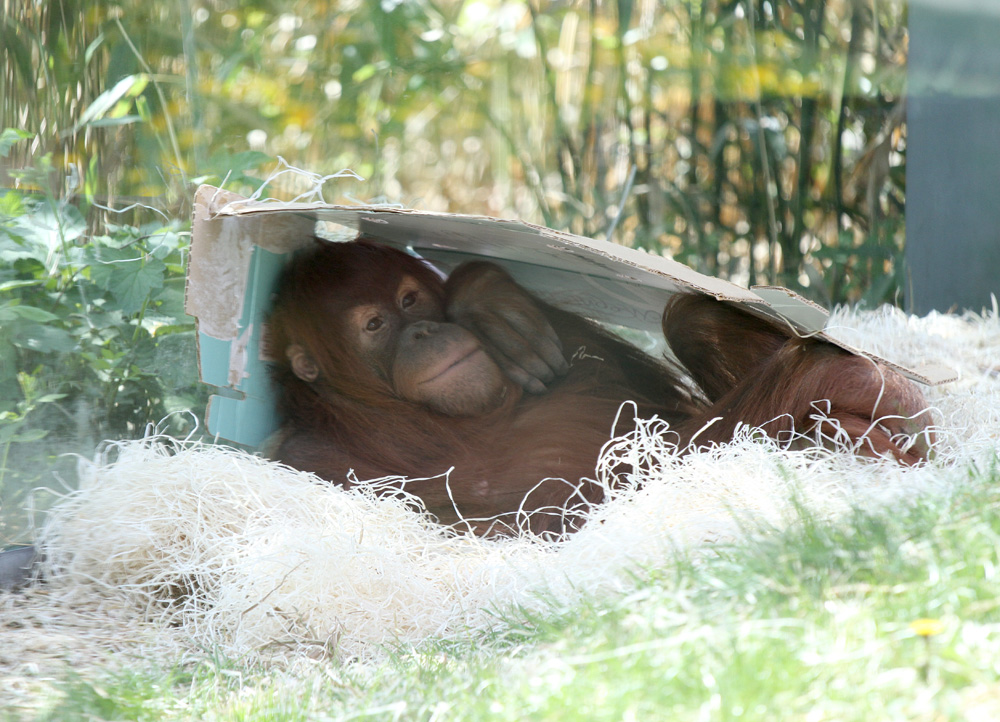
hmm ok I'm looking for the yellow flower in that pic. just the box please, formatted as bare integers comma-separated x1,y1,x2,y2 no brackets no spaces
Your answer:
909,618,945,637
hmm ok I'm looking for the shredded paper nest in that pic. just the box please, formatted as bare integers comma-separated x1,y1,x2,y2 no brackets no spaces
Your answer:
2,304,999,675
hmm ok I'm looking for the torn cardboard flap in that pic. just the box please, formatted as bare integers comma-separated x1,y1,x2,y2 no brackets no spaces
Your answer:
186,184,956,447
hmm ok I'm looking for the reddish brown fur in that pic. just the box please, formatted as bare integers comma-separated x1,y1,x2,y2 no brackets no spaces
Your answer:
270,238,933,537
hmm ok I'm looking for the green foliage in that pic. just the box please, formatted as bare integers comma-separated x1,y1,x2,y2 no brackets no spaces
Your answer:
0,143,206,535
0,129,33,158
2,0,909,305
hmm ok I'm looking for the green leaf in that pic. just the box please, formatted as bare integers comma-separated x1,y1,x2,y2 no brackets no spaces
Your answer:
92,255,166,315
85,115,143,129
87,246,131,281
0,304,59,323
11,324,77,353
151,283,189,321
0,279,44,293
0,189,26,217
353,63,378,83
0,128,33,158
8,428,48,444
0,424,25,445
84,32,106,65
65,74,149,136
148,323,195,337
150,332,199,388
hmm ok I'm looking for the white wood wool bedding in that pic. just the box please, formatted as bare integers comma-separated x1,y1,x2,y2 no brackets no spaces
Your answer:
26,304,1000,664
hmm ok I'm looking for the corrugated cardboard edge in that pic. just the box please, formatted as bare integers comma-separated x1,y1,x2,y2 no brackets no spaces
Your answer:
748,285,956,385
187,186,254,341
187,186,315,342
187,186,317,440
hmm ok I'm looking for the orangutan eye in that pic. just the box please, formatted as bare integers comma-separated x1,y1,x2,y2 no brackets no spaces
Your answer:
365,316,384,332
401,291,418,309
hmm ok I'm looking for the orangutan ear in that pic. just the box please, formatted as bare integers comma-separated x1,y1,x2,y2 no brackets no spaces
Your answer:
287,344,319,382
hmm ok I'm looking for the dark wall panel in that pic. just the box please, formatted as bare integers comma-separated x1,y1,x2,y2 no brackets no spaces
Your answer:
906,1,1000,314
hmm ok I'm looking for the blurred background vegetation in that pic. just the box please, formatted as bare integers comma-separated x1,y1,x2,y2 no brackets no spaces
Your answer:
0,0,907,539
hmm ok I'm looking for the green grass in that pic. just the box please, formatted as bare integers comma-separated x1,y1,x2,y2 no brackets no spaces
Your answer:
10,460,1000,721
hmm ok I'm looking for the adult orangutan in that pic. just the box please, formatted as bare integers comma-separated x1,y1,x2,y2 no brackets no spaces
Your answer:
267,237,932,537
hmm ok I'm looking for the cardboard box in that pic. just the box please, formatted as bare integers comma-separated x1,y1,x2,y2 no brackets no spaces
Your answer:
186,184,954,448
